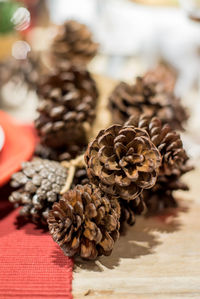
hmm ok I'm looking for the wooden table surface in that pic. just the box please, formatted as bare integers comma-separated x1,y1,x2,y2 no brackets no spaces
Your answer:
72,75,200,299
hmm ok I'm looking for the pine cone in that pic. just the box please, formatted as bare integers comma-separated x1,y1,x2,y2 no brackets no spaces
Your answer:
0,53,40,90
51,20,98,65
9,159,67,225
48,184,120,260
85,124,161,201
119,194,146,228
143,174,189,213
109,76,188,131
126,115,193,212
125,114,189,176
35,61,98,149
143,63,177,93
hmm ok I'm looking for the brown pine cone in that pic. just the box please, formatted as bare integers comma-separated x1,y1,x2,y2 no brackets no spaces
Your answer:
109,76,188,131
0,52,40,90
143,174,189,213
119,194,146,228
85,124,161,201
48,184,120,260
143,63,177,93
51,20,98,65
125,114,189,176
35,61,98,149
126,115,193,212
9,159,68,225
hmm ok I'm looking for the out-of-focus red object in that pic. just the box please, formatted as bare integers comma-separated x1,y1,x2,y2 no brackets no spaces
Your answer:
0,110,36,186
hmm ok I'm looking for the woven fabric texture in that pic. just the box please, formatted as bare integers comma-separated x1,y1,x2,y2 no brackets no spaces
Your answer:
0,188,73,299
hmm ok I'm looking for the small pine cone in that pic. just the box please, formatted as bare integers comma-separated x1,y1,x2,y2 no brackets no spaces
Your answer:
51,20,98,65
35,61,98,149
143,63,177,93
109,76,188,131
9,159,67,225
0,53,40,90
125,114,189,176
143,174,189,213
119,194,146,228
85,124,161,201
48,184,120,260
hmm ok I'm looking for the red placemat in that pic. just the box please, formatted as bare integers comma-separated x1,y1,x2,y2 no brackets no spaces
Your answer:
0,187,73,298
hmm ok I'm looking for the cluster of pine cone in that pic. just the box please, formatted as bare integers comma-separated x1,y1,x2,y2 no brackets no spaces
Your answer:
8,20,192,261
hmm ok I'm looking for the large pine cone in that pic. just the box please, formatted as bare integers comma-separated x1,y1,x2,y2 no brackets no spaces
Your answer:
125,114,189,176
51,20,98,65
35,61,98,149
109,76,188,131
85,124,161,201
0,53,40,90
9,159,67,225
48,184,120,260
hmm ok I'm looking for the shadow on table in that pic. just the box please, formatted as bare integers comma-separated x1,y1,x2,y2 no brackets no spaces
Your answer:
73,200,189,272
14,215,48,235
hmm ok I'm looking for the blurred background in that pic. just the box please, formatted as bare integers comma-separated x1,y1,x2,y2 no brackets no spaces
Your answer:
0,0,200,155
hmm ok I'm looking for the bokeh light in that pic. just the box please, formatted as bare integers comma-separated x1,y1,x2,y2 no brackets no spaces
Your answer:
12,40,31,60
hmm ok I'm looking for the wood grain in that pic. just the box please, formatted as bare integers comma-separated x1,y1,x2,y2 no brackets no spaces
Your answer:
73,75,200,299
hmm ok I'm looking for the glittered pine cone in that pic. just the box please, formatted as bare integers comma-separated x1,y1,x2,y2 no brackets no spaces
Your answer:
85,124,161,201
51,20,98,65
48,184,120,260
125,114,189,176
109,76,188,131
9,159,68,225
35,61,98,149
0,52,40,91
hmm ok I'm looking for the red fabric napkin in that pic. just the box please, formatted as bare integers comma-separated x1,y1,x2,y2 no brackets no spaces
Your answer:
0,189,73,298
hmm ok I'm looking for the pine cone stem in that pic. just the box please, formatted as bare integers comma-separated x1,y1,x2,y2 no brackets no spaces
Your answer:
60,154,85,194
60,165,76,195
